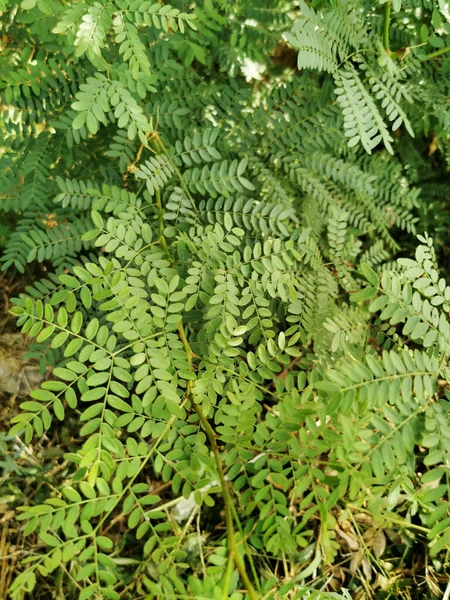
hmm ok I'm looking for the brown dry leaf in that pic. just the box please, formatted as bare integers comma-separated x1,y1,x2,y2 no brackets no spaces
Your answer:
0,510,15,523
374,573,390,591
362,527,376,543
371,530,386,558
385,528,402,545
325,565,345,592
354,513,373,525
328,580,340,592
361,558,372,581
330,565,345,580
429,135,438,156
328,576,343,592
339,519,353,533
0,334,51,394
350,548,364,573
336,526,360,551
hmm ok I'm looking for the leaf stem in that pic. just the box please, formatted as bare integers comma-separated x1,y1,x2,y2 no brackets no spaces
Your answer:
153,134,198,213
422,45,450,61
155,187,168,253
383,0,391,54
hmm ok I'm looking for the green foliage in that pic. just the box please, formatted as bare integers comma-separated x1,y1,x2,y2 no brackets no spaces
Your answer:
2,0,450,599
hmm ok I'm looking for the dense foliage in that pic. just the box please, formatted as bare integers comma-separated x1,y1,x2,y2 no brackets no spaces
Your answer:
2,0,450,598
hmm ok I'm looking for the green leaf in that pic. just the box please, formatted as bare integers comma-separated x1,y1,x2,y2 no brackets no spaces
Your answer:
360,263,378,287
21,0,36,9
91,211,104,229
350,287,377,302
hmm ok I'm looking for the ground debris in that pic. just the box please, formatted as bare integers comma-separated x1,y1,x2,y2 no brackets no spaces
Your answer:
0,334,50,395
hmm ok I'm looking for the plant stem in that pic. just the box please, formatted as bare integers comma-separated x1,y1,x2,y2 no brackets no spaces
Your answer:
155,187,168,253
136,181,146,197
148,136,168,253
177,322,259,600
422,45,450,61
161,126,258,597
177,321,193,363
221,555,234,600
383,0,391,54
193,402,258,600
153,134,198,213
230,501,262,593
